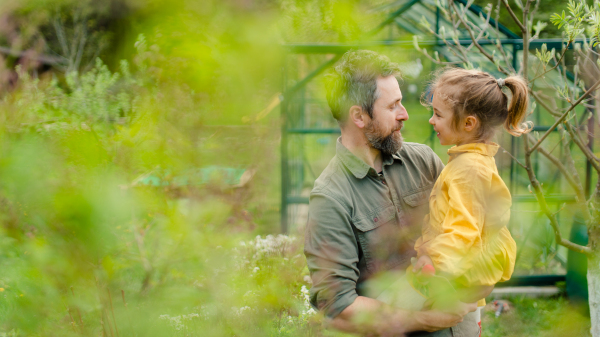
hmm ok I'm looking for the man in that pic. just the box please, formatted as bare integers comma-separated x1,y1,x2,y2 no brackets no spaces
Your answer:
304,50,487,336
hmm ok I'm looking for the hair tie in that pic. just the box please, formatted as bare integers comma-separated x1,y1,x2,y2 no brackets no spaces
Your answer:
497,78,505,88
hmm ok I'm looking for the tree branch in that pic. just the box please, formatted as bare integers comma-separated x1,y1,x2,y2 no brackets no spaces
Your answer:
53,17,70,59
501,0,525,32
563,120,600,171
528,0,542,33
74,19,87,72
418,27,470,65
521,0,532,79
450,0,510,75
524,0,535,16
529,41,572,83
528,77,600,154
527,133,592,223
532,92,600,172
491,0,517,73
531,91,561,117
528,134,581,196
499,145,526,169
523,135,592,255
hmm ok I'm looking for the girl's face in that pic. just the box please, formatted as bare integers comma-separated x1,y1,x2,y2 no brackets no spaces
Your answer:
429,92,463,146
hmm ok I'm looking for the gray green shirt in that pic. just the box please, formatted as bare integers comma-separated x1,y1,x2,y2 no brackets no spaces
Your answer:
304,138,444,318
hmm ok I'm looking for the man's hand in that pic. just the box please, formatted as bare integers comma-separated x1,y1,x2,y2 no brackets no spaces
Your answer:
422,298,477,314
410,301,478,332
331,296,476,336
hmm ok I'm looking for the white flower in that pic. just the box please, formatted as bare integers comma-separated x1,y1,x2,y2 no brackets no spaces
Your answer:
158,314,184,331
234,306,253,317
299,286,316,317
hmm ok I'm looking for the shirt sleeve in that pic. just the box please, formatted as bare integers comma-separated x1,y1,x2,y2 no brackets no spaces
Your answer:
430,148,445,179
420,167,488,279
304,191,359,318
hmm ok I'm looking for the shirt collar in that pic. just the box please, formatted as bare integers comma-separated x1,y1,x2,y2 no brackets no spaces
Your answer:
447,142,499,160
336,137,401,179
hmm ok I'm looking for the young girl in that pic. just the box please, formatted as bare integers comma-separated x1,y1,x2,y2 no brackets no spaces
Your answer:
377,68,528,334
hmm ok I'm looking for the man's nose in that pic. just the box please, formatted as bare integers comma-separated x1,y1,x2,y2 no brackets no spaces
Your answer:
397,106,409,121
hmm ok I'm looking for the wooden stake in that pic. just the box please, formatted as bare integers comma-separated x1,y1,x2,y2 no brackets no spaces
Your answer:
108,289,120,337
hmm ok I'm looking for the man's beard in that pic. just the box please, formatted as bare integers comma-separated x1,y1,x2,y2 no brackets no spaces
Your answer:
364,119,404,156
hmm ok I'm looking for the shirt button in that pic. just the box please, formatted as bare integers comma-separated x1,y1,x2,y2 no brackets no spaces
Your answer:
374,217,378,222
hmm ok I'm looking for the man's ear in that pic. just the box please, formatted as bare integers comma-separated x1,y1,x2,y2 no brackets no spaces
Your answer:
464,115,479,132
349,105,368,128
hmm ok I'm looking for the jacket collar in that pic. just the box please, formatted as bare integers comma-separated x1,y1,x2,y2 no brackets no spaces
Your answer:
336,137,401,179
447,142,499,161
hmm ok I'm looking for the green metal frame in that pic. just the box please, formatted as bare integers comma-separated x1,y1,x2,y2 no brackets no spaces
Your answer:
281,0,592,287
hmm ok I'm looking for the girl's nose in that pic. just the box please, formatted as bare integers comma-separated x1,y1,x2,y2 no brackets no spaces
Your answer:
428,116,434,125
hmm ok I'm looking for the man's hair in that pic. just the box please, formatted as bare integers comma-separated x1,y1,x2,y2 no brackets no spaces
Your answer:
325,50,402,123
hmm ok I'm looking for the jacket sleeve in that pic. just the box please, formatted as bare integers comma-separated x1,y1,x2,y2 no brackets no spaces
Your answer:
420,167,488,279
304,191,359,319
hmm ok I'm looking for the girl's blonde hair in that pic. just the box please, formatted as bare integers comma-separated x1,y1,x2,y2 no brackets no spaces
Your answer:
422,68,532,139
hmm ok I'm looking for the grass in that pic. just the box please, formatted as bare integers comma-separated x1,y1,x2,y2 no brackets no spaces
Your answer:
482,295,591,337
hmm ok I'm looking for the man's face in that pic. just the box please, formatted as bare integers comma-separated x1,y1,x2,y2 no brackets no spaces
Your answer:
364,75,409,156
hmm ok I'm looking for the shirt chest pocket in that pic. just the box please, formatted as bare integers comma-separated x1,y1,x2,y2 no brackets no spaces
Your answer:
402,189,430,207
400,187,432,229
352,205,398,273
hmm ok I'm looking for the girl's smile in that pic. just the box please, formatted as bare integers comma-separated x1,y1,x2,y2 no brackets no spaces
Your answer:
429,91,480,146
429,93,460,146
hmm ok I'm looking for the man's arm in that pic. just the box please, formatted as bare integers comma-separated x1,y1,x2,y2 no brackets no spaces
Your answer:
304,191,361,318
330,296,478,335
454,284,494,304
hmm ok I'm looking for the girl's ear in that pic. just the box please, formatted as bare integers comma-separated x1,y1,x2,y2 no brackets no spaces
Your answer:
349,105,368,129
464,115,479,132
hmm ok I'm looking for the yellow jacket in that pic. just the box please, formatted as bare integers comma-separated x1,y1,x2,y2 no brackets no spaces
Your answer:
414,143,516,293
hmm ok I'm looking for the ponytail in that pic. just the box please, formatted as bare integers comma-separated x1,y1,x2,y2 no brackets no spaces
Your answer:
503,76,532,136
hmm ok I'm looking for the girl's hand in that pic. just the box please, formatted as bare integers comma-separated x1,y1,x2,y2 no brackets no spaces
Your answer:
413,255,435,273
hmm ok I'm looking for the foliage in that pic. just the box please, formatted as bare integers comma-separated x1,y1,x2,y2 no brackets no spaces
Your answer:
0,0,595,335
0,0,296,335
482,296,590,337
0,0,136,74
